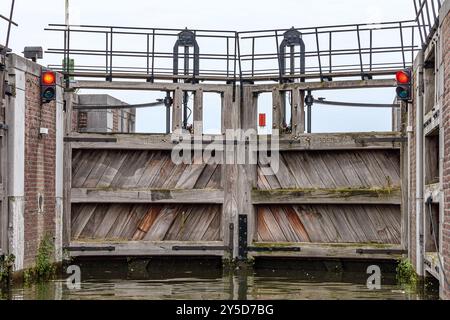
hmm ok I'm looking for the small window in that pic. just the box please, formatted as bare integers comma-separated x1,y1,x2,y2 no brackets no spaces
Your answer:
203,93,222,135
257,92,273,135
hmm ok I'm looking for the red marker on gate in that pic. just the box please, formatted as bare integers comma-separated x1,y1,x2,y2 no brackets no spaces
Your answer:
259,113,266,127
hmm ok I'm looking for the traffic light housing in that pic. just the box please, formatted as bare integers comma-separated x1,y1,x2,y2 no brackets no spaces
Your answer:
41,69,56,103
395,69,412,102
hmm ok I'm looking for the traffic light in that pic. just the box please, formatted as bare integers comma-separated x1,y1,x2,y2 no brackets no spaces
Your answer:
41,69,56,103
395,69,411,102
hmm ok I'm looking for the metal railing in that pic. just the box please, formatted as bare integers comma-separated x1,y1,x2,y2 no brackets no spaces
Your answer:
414,0,443,46
0,0,17,55
45,19,421,84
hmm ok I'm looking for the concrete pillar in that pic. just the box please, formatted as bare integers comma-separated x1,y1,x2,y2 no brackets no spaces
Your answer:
55,80,64,262
6,56,26,271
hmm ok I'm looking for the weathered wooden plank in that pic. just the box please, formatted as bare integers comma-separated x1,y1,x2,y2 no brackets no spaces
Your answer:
96,151,128,188
143,206,179,241
63,92,75,245
71,80,230,93
135,151,161,188
79,204,110,239
67,241,227,257
172,88,183,132
118,206,149,240
175,164,207,189
132,206,163,240
252,188,401,205
251,78,396,93
82,151,111,188
272,89,282,131
248,243,404,260
291,89,304,135
71,188,224,204
193,89,203,134
68,132,402,151
71,204,97,239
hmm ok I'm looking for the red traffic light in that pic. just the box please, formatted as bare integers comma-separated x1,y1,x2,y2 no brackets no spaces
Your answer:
396,70,410,84
42,71,56,85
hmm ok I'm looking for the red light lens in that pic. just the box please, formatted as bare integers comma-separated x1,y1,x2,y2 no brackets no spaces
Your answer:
42,71,56,85
396,71,410,84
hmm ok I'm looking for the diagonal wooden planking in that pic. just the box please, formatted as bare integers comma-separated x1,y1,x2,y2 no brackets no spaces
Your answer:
72,204,222,242
256,204,401,244
257,150,400,190
72,150,221,189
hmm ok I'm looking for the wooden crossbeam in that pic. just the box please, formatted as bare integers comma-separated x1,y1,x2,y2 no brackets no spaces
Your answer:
67,132,402,151
252,188,401,205
248,243,404,260
71,188,224,204
67,241,227,257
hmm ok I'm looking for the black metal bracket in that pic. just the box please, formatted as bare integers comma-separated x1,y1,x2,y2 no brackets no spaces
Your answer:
355,248,407,255
279,28,305,84
0,123,8,130
238,215,248,260
64,246,115,252
172,246,229,251
64,137,118,143
229,223,234,253
247,246,301,252
173,29,200,82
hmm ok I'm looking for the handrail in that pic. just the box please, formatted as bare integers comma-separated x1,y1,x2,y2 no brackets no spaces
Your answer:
45,19,420,84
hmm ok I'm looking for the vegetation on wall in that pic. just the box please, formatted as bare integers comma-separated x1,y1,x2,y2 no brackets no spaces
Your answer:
396,258,418,287
24,234,56,283
0,254,15,283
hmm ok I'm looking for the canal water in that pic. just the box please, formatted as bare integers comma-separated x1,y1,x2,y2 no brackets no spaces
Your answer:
0,257,439,300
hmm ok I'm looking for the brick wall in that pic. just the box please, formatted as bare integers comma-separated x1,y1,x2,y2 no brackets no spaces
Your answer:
113,109,119,132
78,111,88,131
23,73,56,268
442,7,450,300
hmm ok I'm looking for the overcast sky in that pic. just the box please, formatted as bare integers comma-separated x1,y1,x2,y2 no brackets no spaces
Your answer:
1,0,417,133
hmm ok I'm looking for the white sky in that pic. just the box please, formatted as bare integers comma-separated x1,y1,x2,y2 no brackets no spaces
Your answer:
1,0,417,133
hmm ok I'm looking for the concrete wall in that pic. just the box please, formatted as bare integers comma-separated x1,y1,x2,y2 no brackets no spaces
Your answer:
77,94,135,133
5,54,64,271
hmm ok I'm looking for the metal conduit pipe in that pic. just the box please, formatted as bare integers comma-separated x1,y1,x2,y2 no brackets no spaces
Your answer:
415,50,424,276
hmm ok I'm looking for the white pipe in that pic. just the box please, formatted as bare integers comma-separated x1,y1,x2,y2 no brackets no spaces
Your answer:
407,105,412,259
65,0,69,26
415,50,424,276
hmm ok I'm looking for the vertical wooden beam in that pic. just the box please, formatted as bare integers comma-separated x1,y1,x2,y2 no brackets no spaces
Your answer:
222,86,240,259
291,89,305,135
193,88,203,135
272,89,282,131
221,88,235,134
242,86,258,248
63,92,74,246
172,88,183,132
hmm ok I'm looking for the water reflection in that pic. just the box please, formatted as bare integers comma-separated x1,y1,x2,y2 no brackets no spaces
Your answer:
1,257,439,300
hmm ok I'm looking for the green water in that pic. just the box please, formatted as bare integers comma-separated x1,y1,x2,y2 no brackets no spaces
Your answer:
0,258,439,300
